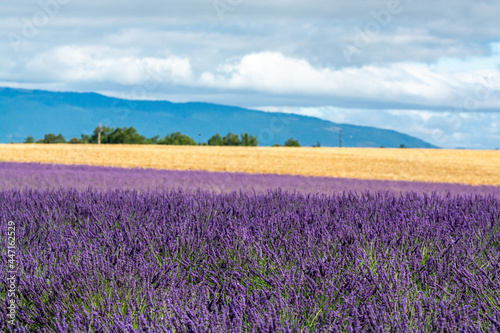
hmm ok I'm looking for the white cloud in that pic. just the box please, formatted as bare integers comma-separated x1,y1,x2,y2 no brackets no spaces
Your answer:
201,52,335,93
25,45,193,85
9,46,500,112
199,51,500,108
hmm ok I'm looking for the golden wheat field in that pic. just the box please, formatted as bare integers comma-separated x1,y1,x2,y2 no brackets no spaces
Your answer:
0,144,499,185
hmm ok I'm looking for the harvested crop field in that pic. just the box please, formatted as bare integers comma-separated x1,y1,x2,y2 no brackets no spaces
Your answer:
1,144,499,185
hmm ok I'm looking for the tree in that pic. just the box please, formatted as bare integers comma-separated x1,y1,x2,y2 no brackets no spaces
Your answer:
399,144,406,148
146,135,160,145
68,137,81,144
208,133,224,146
24,136,35,143
89,125,113,143
80,134,92,144
312,142,321,148
158,132,196,145
284,137,300,147
240,133,258,146
223,132,240,146
41,133,66,143
90,126,146,144
108,127,146,144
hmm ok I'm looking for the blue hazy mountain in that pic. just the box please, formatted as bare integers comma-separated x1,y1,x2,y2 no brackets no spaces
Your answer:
0,87,437,148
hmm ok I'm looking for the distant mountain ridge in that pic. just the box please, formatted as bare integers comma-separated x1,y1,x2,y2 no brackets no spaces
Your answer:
0,87,438,148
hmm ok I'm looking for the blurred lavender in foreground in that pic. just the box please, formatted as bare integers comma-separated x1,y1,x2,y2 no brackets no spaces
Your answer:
0,162,499,197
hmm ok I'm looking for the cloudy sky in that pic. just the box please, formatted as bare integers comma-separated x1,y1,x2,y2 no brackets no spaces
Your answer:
1,0,499,148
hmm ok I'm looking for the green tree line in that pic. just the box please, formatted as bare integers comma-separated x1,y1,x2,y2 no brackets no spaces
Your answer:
24,126,303,147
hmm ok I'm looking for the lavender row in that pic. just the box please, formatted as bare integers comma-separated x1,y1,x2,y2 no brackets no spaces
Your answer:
1,162,499,197
1,188,499,332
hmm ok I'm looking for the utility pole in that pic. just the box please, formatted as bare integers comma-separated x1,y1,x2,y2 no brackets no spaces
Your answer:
98,123,102,145
339,128,342,148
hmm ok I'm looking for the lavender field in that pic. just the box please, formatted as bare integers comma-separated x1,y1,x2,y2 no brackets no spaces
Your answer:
1,162,500,197
1,162,500,332
0,188,499,332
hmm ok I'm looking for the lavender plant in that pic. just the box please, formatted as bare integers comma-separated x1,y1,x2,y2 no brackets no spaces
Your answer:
1,162,499,197
1,188,499,332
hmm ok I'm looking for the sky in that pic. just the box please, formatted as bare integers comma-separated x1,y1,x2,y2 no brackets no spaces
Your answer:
1,0,499,149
